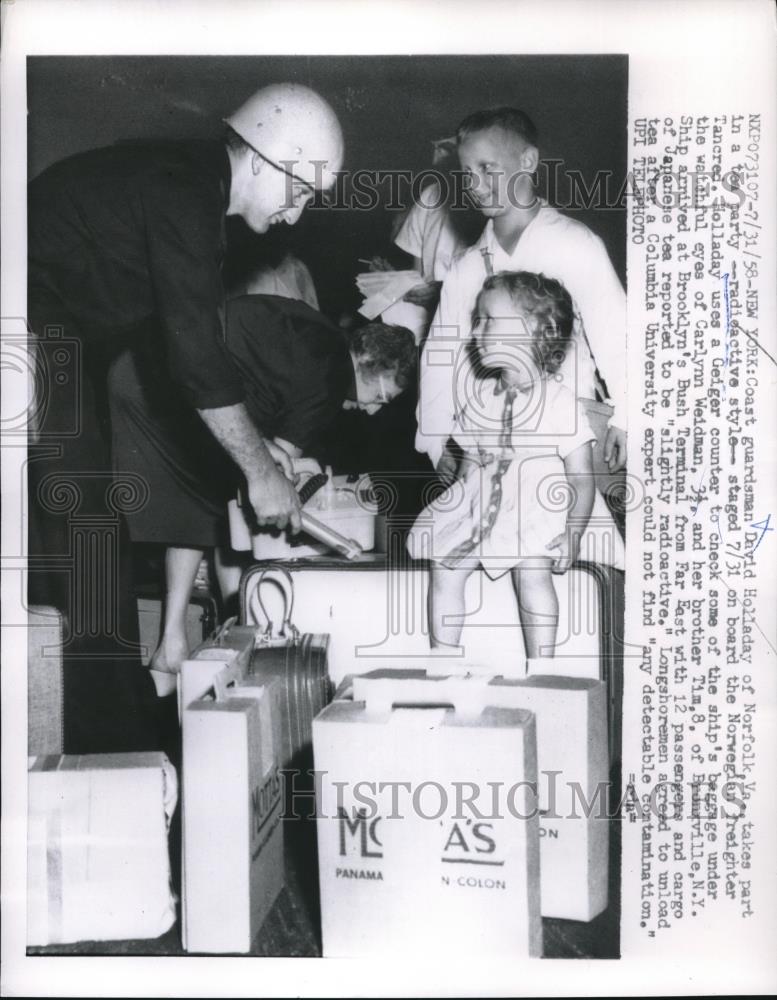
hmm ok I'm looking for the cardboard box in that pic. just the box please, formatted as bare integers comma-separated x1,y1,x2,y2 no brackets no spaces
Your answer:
348,671,609,922
182,667,283,954
27,606,64,755
27,752,177,946
180,617,329,774
314,683,542,958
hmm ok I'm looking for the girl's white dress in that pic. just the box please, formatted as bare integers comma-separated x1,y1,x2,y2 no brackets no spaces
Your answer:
408,376,625,579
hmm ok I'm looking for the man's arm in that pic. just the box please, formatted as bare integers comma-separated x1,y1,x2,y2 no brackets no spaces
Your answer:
141,173,302,530
197,402,301,532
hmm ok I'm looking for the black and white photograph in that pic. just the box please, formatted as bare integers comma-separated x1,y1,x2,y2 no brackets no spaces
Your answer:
2,2,776,997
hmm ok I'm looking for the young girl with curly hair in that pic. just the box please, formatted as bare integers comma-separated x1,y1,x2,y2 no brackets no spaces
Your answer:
408,270,598,658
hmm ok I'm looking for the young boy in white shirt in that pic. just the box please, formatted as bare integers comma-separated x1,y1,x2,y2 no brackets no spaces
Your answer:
416,107,627,486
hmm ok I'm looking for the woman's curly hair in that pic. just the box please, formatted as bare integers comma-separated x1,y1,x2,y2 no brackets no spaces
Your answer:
347,322,417,390
473,270,575,375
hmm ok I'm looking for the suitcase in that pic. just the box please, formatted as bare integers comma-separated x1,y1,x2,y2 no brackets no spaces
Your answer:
237,567,331,777
239,554,625,764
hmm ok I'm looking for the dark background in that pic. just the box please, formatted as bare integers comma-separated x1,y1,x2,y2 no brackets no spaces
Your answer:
28,55,628,319
27,54,628,525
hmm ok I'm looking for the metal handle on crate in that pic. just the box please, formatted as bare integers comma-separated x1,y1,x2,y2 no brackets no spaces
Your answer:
352,675,490,717
246,566,300,644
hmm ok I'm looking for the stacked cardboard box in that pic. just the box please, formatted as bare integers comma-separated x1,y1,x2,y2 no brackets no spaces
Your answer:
27,752,177,946
314,678,542,957
326,668,609,931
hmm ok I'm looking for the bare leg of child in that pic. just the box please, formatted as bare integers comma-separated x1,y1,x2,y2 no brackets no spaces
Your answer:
510,557,559,659
429,564,474,648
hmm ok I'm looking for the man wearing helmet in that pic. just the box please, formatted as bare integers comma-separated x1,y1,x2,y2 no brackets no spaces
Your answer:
225,84,341,233
27,83,343,752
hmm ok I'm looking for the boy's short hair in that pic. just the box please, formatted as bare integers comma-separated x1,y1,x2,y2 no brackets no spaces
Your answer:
474,270,574,374
348,322,417,390
456,107,539,149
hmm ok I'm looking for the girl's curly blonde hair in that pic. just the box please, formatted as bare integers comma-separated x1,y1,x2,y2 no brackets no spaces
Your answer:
473,270,575,375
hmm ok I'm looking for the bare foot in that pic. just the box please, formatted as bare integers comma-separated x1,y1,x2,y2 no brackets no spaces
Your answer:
150,632,191,675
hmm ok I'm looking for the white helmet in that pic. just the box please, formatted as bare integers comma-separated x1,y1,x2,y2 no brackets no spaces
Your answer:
226,83,344,190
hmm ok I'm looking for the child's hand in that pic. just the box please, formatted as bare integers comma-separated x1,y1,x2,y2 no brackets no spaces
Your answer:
546,530,580,574
403,280,442,310
603,424,627,472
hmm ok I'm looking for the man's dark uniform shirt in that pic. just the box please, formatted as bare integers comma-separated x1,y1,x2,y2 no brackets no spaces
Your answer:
27,140,242,753
28,139,244,409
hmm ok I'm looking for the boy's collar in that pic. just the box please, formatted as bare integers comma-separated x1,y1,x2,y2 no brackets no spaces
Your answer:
477,198,549,253
477,220,495,251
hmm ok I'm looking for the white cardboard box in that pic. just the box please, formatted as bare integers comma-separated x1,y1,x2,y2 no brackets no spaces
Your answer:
27,752,177,946
314,686,542,958
349,671,610,922
182,673,283,954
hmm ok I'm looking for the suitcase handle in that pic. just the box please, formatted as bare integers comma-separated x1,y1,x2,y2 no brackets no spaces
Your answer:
212,657,249,702
246,567,300,644
352,674,490,718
